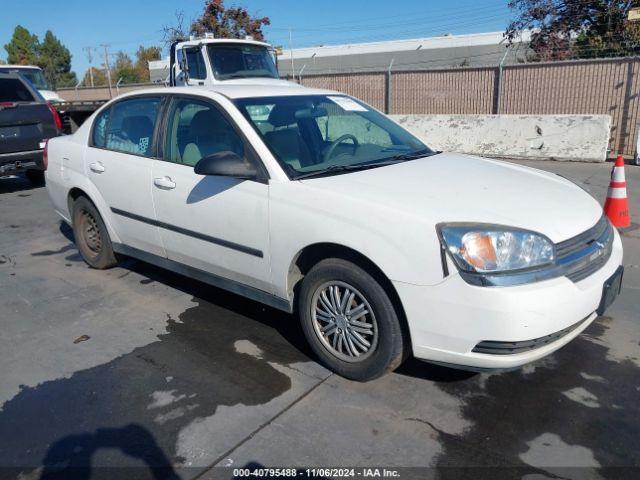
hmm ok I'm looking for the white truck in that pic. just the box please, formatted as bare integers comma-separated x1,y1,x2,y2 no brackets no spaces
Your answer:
57,35,296,133
167,35,295,88
0,65,63,102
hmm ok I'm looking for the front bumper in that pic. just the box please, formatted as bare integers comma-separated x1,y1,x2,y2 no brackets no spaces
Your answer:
0,149,44,176
395,228,623,370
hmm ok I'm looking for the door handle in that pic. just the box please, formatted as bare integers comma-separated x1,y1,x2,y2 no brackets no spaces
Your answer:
89,162,105,173
154,176,176,189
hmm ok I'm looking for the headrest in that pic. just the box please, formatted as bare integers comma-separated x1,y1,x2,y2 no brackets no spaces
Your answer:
267,104,301,127
121,116,153,143
190,109,228,138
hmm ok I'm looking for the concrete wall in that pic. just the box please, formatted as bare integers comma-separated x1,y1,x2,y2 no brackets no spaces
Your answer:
391,114,612,162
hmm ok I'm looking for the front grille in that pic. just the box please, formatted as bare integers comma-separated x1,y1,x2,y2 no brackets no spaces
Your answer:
556,215,609,258
472,316,590,355
555,215,613,283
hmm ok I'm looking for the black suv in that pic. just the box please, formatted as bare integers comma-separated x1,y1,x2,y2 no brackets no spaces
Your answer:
0,72,61,183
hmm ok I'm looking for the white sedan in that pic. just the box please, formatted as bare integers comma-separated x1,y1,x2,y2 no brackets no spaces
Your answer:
44,85,624,381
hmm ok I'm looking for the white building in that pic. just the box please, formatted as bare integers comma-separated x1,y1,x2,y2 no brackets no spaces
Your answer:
277,30,532,76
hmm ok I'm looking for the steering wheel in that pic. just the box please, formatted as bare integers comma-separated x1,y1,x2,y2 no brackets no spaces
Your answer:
322,134,359,163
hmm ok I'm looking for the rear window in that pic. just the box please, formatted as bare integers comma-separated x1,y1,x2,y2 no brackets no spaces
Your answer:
0,78,36,102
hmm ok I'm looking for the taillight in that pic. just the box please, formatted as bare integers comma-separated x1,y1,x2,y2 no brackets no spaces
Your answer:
43,139,49,170
47,102,63,131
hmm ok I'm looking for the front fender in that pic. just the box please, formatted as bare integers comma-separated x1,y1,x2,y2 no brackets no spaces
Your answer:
268,182,445,299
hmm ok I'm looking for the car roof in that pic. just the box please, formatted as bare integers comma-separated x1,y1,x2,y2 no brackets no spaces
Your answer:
176,38,271,48
0,65,41,70
117,84,341,100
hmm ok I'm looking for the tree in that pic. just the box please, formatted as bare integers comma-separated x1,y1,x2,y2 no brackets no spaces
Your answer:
4,25,39,65
112,51,141,84
135,45,162,81
506,0,640,61
4,26,78,88
82,67,107,87
163,1,270,44
37,31,76,88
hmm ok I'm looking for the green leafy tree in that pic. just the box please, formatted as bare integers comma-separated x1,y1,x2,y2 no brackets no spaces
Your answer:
56,71,78,88
4,26,78,88
4,25,39,65
37,31,76,88
507,0,640,61
112,51,141,84
135,45,162,81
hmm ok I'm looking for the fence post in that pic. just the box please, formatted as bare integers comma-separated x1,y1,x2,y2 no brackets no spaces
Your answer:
493,46,511,114
385,58,394,114
619,59,635,155
298,64,306,85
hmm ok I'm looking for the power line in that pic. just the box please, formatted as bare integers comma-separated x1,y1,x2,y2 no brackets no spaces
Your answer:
268,3,507,32
274,13,510,52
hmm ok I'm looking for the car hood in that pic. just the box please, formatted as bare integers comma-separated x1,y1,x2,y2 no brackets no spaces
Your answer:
39,90,62,102
299,153,603,243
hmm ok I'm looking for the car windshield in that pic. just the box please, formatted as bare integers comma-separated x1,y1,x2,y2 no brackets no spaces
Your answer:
207,44,278,80
0,68,50,90
235,95,432,178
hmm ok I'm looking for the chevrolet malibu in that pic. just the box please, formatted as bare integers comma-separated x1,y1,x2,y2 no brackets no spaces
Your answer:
44,85,623,381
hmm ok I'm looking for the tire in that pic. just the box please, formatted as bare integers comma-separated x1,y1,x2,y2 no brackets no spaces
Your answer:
25,170,45,185
298,258,406,381
71,196,118,269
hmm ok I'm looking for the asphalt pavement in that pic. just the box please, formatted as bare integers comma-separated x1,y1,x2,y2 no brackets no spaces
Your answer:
0,159,638,480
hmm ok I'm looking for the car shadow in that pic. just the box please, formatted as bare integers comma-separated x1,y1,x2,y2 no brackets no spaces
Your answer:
0,173,42,194
186,176,243,204
57,220,477,383
396,358,477,383
39,424,179,480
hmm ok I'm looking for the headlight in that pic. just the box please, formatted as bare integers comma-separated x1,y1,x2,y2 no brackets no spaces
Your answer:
438,224,555,273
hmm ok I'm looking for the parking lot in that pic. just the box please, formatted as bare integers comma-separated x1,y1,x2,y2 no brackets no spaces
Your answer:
1,159,638,479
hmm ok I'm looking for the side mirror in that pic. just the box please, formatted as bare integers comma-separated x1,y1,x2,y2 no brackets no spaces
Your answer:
194,151,259,180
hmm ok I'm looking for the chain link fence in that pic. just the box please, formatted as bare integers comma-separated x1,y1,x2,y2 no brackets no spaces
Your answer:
293,57,640,157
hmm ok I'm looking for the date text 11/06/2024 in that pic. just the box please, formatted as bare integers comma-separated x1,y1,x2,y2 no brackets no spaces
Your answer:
232,468,401,477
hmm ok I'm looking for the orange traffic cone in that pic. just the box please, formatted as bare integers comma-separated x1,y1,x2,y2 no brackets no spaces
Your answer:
604,155,630,228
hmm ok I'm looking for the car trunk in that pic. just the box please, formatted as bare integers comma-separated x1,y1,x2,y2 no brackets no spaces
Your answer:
0,103,57,154
0,77,57,155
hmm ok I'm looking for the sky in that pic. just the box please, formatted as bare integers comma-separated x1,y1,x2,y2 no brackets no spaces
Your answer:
0,0,513,81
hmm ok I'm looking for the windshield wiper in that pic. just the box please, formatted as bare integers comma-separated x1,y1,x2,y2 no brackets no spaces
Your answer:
293,163,380,180
386,148,440,162
293,150,441,180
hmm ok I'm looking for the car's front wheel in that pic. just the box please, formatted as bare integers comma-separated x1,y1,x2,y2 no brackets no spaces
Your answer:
298,258,406,381
71,196,118,269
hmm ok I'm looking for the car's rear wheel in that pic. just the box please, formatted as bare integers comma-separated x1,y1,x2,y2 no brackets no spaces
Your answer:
71,196,117,269
298,258,406,381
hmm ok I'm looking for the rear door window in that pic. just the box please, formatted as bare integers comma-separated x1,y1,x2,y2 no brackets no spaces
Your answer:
92,108,110,148
0,78,36,102
102,97,161,157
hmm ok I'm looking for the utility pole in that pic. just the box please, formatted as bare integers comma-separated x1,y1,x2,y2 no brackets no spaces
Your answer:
83,46,94,87
100,44,113,98
289,28,295,83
